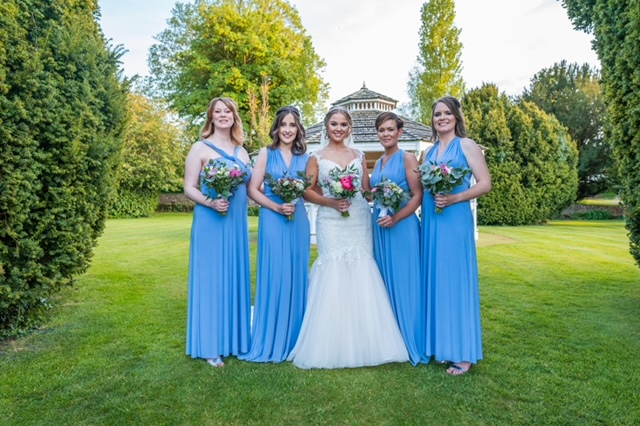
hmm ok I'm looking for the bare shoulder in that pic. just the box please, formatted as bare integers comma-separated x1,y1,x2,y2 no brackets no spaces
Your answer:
460,137,481,150
307,153,319,165
186,140,207,159
351,147,365,162
403,151,419,165
189,140,206,151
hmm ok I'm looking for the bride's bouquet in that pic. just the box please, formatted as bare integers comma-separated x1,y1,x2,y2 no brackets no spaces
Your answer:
320,163,362,217
265,171,312,221
201,159,248,215
370,178,411,218
417,160,472,213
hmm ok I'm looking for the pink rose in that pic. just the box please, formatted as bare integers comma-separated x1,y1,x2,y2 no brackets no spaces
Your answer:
340,176,354,191
440,163,450,176
230,169,243,178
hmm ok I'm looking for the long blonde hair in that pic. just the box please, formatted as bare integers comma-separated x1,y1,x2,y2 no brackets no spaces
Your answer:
200,97,246,146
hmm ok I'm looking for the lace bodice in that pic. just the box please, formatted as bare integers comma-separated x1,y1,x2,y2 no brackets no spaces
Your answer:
313,150,374,263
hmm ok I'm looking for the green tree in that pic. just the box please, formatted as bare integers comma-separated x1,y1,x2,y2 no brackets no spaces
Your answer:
109,92,187,218
464,84,579,225
148,0,327,139
561,0,640,266
407,0,465,123
0,0,127,337
522,60,610,199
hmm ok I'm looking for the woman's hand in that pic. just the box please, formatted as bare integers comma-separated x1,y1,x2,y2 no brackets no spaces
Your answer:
331,198,351,213
434,193,459,210
278,202,296,216
211,198,230,213
377,214,397,228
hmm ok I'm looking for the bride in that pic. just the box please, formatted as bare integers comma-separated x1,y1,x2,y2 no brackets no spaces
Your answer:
287,107,409,369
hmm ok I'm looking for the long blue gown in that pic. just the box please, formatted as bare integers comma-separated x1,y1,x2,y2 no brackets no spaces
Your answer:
240,149,310,362
421,137,483,364
186,142,252,360
371,150,425,366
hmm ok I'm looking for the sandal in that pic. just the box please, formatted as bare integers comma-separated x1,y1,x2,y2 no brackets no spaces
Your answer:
446,363,470,376
206,356,225,368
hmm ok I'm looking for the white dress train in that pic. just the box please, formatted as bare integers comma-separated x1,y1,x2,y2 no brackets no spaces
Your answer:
288,150,409,369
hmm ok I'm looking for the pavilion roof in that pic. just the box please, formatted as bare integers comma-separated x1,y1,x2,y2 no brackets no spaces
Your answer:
306,109,432,145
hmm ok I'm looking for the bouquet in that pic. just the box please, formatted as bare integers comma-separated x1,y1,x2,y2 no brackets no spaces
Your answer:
200,159,248,215
319,163,362,217
370,178,411,218
417,160,472,213
265,171,312,220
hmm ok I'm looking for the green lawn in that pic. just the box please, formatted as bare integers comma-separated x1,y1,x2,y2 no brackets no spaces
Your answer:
1,215,638,425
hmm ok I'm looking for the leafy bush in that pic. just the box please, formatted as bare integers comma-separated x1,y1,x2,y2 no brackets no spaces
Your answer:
464,85,579,225
108,93,186,218
109,191,161,219
0,0,127,338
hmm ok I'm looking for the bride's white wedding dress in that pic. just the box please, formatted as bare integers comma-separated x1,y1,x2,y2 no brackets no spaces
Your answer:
288,150,409,369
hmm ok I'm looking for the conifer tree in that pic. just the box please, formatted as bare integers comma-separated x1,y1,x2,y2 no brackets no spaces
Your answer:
562,0,640,266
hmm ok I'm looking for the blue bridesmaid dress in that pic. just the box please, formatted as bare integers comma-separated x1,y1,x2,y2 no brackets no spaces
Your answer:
371,150,425,366
421,137,483,364
186,142,252,360
240,149,310,362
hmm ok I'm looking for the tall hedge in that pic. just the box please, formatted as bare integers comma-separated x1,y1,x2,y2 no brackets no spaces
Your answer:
0,0,127,337
562,0,640,266
463,84,579,225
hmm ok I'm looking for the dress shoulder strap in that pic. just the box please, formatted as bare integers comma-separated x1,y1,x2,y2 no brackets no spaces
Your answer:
201,140,234,161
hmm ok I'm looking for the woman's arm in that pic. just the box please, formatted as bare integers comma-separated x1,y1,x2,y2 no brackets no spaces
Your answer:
359,150,372,193
183,142,228,212
247,148,293,216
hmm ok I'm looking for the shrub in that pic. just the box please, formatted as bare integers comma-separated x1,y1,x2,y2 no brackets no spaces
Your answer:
572,210,615,220
0,0,127,338
464,85,579,225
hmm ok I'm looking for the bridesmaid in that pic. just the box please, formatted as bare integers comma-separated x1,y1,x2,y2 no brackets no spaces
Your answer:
371,112,425,366
421,96,491,375
240,106,311,362
184,97,252,367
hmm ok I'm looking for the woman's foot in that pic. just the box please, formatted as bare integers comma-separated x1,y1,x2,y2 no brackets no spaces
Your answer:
206,356,225,367
446,362,471,376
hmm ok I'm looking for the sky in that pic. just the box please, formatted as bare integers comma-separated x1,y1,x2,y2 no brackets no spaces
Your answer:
98,0,600,107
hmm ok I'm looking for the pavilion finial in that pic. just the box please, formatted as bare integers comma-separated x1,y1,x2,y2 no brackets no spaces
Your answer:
362,81,367,89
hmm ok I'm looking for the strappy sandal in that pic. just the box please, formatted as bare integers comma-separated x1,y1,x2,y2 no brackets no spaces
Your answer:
206,356,225,367
446,363,470,376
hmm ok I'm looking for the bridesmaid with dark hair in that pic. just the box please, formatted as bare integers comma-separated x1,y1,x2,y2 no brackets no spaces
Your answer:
421,96,491,375
240,106,311,362
184,97,252,368
371,112,425,366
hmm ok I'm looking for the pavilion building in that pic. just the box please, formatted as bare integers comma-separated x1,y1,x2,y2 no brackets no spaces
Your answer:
305,84,434,169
